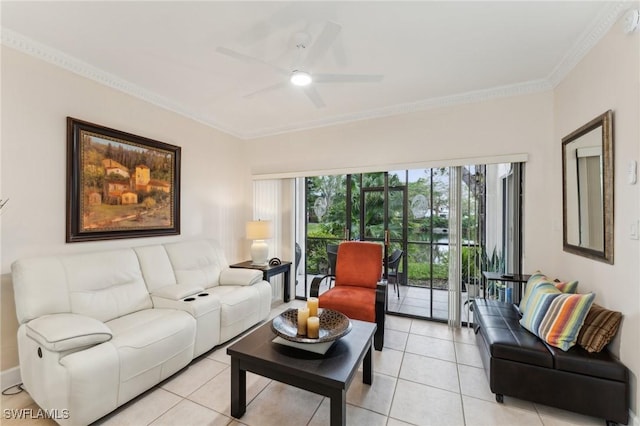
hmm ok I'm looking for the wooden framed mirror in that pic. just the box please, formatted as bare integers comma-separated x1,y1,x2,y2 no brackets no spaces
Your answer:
562,110,613,264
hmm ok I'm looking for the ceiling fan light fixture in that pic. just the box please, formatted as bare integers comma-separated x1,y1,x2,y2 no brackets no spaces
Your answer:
290,71,312,86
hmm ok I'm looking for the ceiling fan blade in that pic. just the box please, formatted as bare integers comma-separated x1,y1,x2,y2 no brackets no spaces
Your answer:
243,81,289,99
216,47,289,76
303,21,341,68
302,86,326,108
313,74,384,83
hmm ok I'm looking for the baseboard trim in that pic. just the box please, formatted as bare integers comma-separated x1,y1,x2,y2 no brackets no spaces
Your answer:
1,366,22,392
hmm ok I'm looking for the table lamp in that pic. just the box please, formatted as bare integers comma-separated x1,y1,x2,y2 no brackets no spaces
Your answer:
246,220,272,266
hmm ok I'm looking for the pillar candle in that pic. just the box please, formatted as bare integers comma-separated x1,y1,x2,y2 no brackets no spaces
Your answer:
307,297,319,317
307,316,320,339
297,307,309,335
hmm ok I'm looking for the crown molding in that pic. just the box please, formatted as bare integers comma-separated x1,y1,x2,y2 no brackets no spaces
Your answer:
547,1,628,87
2,0,624,141
242,79,553,139
0,28,244,139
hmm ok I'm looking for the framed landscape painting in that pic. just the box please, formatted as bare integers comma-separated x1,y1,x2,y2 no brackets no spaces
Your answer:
66,117,181,242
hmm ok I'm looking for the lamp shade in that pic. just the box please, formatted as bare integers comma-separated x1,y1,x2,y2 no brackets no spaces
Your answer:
246,220,272,240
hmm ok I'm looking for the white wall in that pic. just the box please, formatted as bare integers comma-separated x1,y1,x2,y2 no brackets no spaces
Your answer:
0,46,251,371
245,14,640,417
246,91,555,272
1,9,638,419
551,13,640,416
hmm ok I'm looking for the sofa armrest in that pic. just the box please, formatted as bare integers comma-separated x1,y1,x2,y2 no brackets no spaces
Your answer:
26,313,112,352
219,268,262,286
151,284,204,300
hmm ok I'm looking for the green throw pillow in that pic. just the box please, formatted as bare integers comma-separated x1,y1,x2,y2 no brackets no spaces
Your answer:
519,272,578,315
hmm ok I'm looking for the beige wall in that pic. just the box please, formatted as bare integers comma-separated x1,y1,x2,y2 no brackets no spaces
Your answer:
0,47,251,372
245,13,640,418
552,13,640,415
1,9,638,420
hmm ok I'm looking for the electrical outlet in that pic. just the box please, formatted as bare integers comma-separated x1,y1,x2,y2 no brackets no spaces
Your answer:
631,220,639,240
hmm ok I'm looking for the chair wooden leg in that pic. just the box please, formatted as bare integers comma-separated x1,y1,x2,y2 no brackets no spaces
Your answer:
374,326,383,351
375,280,387,351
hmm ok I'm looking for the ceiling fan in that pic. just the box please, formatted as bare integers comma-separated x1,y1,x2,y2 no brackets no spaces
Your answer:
216,21,384,108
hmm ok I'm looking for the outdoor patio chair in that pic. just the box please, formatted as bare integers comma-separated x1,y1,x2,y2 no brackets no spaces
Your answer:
325,243,339,286
385,249,403,298
310,241,387,350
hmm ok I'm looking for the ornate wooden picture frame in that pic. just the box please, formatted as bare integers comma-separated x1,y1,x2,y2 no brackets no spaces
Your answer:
66,117,181,242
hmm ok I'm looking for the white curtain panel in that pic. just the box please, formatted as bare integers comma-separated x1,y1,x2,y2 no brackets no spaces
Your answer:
448,166,462,329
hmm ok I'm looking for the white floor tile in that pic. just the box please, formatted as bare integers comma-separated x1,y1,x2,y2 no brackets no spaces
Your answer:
97,388,182,426
383,329,409,351
237,381,322,426
385,315,412,333
346,372,397,416
386,418,416,426
410,319,454,341
399,352,460,393
405,333,456,362
534,403,604,426
452,326,477,344
462,395,543,426
454,342,483,368
390,379,464,426
149,399,231,426
187,368,270,416
457,364,493,402
161,358,228,397
370,347,404,377
308,399,388,426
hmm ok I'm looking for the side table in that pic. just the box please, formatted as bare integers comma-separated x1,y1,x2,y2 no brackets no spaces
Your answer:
230,261,292,302
482,271,531,304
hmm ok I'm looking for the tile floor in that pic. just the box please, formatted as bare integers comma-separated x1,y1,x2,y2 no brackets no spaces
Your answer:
2,300,606,426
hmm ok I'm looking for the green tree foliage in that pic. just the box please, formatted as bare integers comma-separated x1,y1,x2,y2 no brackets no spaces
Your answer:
304,168,482,284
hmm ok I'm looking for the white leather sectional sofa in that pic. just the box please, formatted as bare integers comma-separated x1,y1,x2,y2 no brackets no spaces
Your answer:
11,239,272,425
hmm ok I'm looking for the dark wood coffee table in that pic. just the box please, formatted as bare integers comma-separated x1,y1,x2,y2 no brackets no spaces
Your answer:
227,318,376,426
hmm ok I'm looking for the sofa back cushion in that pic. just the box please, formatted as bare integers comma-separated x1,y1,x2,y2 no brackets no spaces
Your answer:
12,257,72,324
134,244,178,292
163,240,229,289
61,249,152,322
12,249,152,324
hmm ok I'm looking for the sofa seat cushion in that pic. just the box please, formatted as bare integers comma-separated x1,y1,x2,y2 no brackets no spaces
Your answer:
106,309,196,382
474,299,553,368
319,286,375,322
546,344,628,382
473,299,521,321
482,325,554,368
208,286,260,328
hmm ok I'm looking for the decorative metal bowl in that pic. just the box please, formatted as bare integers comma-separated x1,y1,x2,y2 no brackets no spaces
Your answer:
271,308,352,343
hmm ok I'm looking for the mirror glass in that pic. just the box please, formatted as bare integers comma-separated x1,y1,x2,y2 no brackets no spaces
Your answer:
562,110,613,264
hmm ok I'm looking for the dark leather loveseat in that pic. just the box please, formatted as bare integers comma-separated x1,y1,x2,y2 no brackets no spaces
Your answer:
473,298,629,425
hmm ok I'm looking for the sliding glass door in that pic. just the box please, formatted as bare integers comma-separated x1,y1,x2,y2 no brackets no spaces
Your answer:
298,164,520,324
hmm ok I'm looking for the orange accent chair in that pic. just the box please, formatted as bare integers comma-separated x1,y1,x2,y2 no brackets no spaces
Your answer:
310,241,387,350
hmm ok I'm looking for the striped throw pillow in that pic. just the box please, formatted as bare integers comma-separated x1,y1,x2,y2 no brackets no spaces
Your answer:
577,304,622,353
520,289,559,334
538,292,595,351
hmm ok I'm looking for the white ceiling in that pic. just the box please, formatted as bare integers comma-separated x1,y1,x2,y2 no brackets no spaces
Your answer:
0,1,626,139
